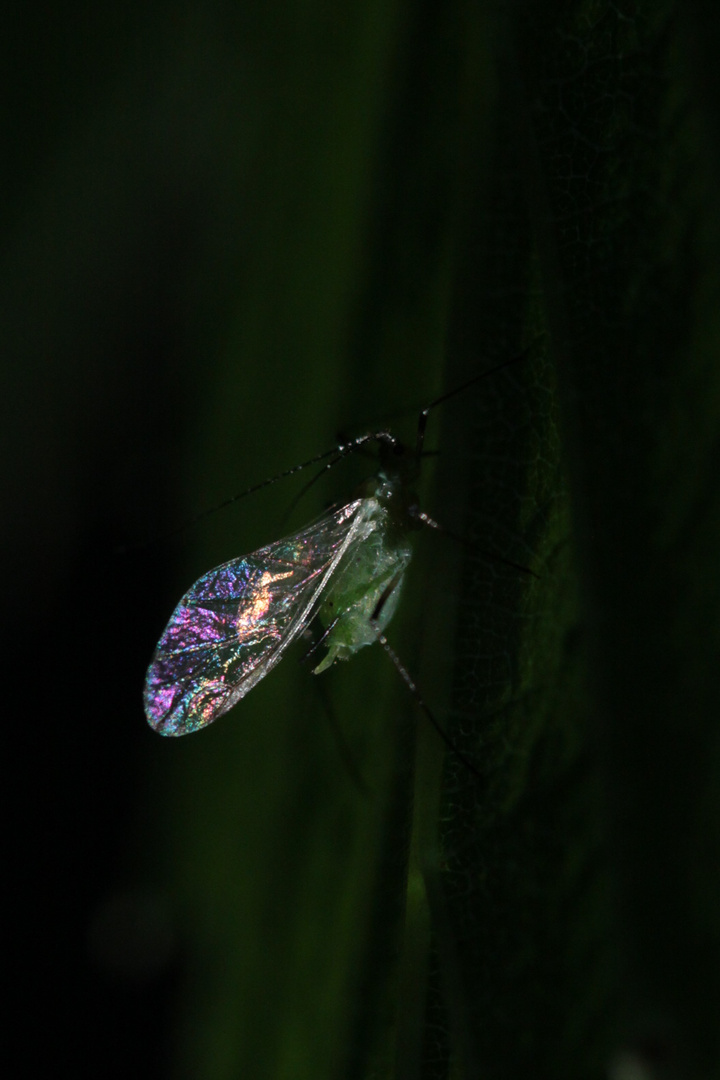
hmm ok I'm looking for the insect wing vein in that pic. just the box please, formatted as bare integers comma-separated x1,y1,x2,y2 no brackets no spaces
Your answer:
144,499,367,735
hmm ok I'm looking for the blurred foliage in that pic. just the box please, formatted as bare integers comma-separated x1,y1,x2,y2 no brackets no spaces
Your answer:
5,1,720,1079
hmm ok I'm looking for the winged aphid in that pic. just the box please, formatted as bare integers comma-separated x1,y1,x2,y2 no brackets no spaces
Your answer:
144,356,528,765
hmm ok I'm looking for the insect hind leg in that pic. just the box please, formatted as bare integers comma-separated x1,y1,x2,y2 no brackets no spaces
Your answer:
369,578,482,783
373,631,482,783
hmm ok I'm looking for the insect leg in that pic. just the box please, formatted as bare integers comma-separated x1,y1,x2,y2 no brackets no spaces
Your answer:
374,632,482,783
410,510,538,578
299,614,341,665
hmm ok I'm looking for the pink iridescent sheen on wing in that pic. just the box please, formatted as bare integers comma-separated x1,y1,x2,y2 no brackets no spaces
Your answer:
144,500,366,735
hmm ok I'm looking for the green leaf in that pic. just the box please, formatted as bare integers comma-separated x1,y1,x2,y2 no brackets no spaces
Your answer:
126,2,720,1077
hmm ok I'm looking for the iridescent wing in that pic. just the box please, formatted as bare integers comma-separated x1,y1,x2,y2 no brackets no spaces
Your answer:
144,499,369,735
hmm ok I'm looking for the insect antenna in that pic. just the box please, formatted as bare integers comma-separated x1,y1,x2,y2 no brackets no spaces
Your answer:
278,455,347,526
415,348,532,456
117,430,397,555
286,433,438,524
279,427,402,525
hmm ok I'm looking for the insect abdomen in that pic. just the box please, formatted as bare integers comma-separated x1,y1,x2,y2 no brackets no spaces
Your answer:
314,501,412,671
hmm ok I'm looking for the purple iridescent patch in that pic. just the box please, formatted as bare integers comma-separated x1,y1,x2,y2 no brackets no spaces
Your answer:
144,500,370,735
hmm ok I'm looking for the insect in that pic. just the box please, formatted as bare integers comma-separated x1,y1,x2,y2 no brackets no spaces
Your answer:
144,357,526,740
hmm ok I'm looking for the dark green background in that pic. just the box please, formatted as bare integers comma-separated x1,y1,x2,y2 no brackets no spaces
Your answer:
5,2,720,1078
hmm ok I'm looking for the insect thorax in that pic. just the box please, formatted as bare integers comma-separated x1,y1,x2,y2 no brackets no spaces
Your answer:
313,496,413,672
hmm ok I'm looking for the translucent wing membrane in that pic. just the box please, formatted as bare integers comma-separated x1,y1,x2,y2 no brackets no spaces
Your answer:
145,499,368,735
